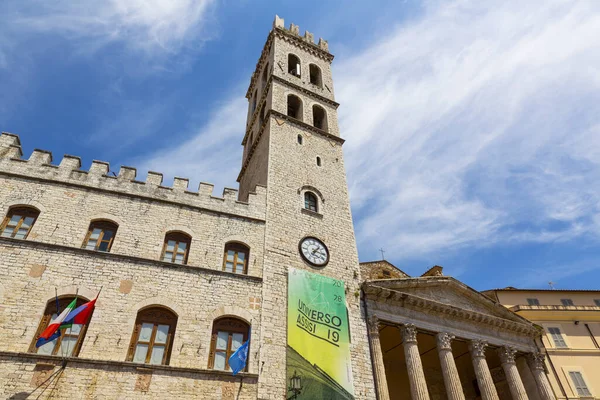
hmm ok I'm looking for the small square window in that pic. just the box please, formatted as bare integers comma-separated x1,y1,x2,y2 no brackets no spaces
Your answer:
527,298,540,306
561,299,574,306
382,270,391,277
548,327,567,348
594,299,600,307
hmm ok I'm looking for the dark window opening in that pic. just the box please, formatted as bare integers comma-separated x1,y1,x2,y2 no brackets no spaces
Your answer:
288,54,301,77
561,299,574,306
297,135,303,145
312,105,327,131
262,63,269,91
316,156,321,166
304,192,318,212
287,95,303,121
309,64,322,87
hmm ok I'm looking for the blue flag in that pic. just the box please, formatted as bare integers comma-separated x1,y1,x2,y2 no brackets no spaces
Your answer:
228,340,249,375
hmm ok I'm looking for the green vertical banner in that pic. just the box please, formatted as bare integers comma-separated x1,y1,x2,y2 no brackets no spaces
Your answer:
287,268,354,399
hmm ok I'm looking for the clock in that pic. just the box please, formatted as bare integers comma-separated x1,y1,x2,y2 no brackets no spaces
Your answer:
299,237,329,267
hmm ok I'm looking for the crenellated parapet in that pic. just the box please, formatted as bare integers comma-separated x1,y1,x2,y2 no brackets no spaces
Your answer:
0,132,267,221
245,15,333,100
272,15,330,53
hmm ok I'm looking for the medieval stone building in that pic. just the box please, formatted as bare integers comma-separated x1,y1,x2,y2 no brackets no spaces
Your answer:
0,16,560,400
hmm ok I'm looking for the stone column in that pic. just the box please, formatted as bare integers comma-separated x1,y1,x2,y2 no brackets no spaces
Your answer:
497,346,528,400
516,356,541,400
527,353,556,400
468,340,499,400
436,333,465,400
368,316,390,400
401,324,430,400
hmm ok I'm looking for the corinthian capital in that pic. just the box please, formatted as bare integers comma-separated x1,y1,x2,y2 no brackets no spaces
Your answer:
436,332,455,351
368,315,381,337
401,323,418,343
497,346,517,365
526,352,546,371
468,340,488,358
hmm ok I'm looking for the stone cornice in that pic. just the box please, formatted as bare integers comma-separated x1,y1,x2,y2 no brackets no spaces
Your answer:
237,110,344,182
0,351,259,379
363,284,540,338
274,28,334,62
0,236,264,283
368,276,536,327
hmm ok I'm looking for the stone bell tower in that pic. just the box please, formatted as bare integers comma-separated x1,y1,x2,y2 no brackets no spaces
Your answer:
238,16,376,399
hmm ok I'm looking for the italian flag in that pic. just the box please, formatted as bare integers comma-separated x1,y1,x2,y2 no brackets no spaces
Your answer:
35,298,77,347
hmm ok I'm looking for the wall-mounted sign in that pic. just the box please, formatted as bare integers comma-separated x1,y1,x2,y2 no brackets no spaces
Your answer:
287,267,354,399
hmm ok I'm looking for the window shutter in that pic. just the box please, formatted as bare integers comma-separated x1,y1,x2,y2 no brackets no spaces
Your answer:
29,313,52,352
127,322,141,361
569,371,591,396
208,332,217,368
548,327,567,348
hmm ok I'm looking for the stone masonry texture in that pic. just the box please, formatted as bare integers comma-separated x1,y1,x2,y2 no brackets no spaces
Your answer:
0,16,377,399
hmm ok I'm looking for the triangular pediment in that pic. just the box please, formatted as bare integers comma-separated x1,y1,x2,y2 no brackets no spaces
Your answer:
364,277,532,325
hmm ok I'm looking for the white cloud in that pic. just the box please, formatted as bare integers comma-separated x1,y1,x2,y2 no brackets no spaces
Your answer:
132,95,246,194
335,0,600,261
2,0,216,55
129,0,600,269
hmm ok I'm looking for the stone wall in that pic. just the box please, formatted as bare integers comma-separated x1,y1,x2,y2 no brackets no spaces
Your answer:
0,132,267,398
0,354,258,399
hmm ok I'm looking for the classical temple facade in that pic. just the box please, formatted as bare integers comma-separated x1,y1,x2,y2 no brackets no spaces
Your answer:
360,263,558,400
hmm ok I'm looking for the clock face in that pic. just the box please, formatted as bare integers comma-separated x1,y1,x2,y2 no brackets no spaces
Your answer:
299,237,329,266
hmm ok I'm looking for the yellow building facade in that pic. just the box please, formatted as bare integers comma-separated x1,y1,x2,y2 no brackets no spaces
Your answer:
484,288,600,399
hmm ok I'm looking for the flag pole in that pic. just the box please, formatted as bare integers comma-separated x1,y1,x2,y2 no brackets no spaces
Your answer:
54,287,59,315
62,288,78,367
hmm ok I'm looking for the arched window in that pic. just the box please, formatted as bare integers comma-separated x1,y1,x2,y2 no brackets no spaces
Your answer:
297,134,303,145
309,64,322,87
304,192,318,212
127,306,177,366
288,54,301,77
30,296,92,357
1,206,39,239
262,63,269,91
287,95,303,121
223,242,249,274
161,232,191,264
259,106,266,128
82,220,118,252
251,89,257,113
208,317,250,371
312,105,328,131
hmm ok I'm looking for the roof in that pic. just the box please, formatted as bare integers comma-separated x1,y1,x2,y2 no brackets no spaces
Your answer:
359,259,409,276
483,287,600,294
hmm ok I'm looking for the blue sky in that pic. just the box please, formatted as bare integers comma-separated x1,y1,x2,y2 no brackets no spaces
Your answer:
2,1,600,291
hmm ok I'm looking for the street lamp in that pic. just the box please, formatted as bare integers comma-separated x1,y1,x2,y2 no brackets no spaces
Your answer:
288,370,302,399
